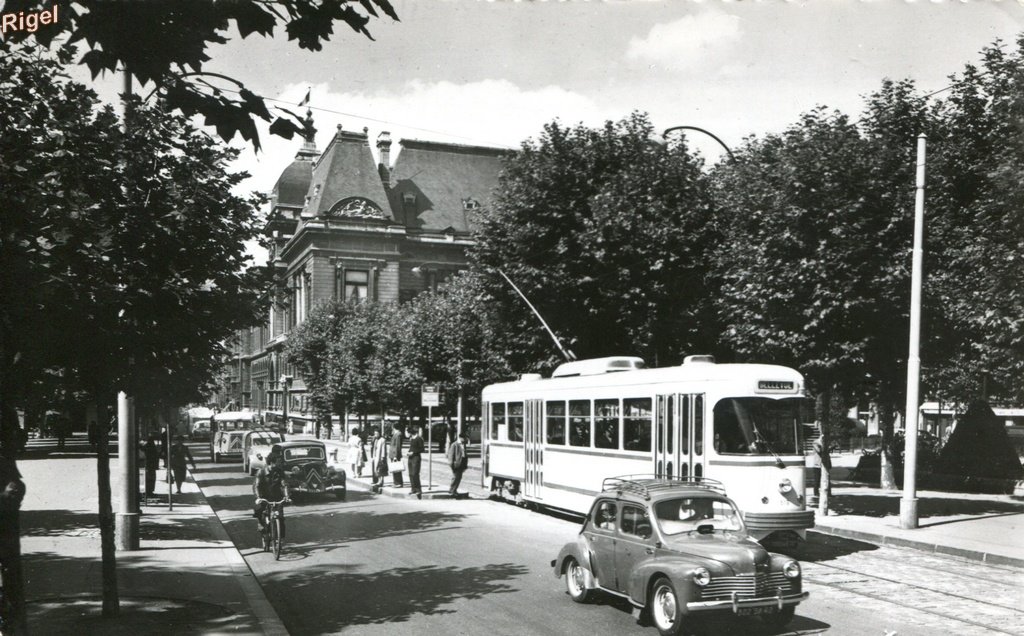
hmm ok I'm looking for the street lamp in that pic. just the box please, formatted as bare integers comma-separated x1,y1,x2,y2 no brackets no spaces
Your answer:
657,125,736,163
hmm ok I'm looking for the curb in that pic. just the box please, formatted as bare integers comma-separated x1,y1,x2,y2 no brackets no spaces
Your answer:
809,524,1024,569
189,468,290,636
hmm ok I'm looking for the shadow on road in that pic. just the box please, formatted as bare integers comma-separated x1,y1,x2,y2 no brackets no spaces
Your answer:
800,532,880,562
269,561,530,629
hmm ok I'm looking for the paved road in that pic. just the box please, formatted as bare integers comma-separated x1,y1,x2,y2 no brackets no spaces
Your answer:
190,444,1024,636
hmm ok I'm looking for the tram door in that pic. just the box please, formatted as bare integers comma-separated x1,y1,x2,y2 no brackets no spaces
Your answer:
654,395,681,478
680,394,705,478
523,399,543,499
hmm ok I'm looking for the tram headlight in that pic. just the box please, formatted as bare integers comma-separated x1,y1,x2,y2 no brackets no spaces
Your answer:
692,567,711,587
783,560,801,579
778,478,793,494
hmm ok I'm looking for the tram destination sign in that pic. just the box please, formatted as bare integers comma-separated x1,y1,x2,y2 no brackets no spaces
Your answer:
757,380,796,393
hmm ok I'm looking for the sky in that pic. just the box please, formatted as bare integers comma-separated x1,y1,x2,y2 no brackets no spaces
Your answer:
70,0,1024,216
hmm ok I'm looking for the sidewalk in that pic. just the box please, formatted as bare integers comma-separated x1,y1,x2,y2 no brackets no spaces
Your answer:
344,448,491,501
15,435,286,635
809,455,1024,568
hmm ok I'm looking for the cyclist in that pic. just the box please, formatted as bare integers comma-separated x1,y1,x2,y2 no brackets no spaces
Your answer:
253,446,289,540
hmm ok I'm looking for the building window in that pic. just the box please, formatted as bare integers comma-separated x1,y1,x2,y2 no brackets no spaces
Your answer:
344,270,369,303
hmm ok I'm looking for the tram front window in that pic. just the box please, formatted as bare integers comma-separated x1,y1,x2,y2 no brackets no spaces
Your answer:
713,397,801,455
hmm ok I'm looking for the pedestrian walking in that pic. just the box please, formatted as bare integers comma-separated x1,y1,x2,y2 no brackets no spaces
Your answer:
369,428,387,492
168,435,196,495
346,427,364,477
389,425,404,487
446,432,469,498
406,424,424,499
141,435,160,497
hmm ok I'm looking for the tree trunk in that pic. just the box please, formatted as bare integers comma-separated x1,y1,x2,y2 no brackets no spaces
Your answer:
0,425,28,635
96,402,119,617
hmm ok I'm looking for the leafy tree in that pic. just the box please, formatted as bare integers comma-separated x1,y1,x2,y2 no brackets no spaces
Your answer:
0,44,271,631
711,88,931,496
471,112,720,374
921,38,1024,405
4,0,399,149
285,300,354,437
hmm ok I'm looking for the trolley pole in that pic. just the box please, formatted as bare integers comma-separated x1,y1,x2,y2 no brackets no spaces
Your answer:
900,134,927,530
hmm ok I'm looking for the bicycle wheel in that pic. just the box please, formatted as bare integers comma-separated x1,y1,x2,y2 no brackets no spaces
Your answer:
272,512,283,560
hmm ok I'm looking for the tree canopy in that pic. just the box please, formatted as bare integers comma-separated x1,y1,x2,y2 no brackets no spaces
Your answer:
2,0,399,150
471,112,721,372
0,44,272,427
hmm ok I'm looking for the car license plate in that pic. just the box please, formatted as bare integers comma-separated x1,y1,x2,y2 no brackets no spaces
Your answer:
736,606,775,616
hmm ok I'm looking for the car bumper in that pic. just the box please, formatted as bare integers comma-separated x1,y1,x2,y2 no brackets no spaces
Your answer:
688,590,808,613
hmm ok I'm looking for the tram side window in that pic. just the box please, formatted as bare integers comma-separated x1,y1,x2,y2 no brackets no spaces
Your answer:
594,399,620,449
508,402,524,442
569,400,591,447
623,398,652,452
546,401,566,445
492,403,505,440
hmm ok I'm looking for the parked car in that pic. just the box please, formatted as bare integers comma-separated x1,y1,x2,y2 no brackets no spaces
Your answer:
273,440,346,500
243,429,283,475
551,476,807,635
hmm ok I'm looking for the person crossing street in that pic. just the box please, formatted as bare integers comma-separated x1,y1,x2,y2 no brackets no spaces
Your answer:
446,432,469,498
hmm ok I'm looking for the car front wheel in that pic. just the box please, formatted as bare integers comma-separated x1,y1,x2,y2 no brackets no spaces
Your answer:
564,557,592,603
650,577,684,636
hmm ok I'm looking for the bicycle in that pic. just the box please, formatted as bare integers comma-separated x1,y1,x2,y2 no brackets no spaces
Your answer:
256,497,289,560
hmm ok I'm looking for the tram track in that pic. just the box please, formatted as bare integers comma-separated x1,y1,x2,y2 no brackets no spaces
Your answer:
804,557,1024,634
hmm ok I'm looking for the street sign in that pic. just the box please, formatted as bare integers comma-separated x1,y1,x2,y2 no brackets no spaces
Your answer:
421,385,440,407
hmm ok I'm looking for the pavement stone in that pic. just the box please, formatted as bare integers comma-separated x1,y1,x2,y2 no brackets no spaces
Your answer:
14,435,286,635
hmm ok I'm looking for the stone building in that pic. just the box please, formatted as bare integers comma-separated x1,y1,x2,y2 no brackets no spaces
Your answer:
219,115,506,433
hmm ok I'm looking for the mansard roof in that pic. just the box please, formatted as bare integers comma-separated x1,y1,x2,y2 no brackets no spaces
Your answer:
387,139,507,233
304,126,394,222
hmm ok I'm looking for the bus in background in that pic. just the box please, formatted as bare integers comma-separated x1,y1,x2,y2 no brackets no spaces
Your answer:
482,355,814,551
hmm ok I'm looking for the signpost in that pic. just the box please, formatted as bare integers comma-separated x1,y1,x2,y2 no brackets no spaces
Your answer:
422,385,440,489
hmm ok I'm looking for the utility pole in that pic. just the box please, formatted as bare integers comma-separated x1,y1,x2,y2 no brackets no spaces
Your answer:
900,134,927,530
115,67,140,550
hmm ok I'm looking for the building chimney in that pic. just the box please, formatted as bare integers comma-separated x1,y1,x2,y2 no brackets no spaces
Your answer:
377,131,392,178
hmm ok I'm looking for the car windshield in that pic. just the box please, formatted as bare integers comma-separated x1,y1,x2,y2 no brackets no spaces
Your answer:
713,397,804,455
284,446,325,461
654,497,743,535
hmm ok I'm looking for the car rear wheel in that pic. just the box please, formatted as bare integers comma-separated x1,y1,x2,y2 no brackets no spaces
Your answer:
564,558,592,603
650,577,684,636
760,606,795,630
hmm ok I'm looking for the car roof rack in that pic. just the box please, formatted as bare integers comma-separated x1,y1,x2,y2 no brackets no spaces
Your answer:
601,475,728,499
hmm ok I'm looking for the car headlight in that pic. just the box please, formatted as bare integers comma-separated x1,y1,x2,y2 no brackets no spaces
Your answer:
778,478,793,494
291,466,302,475
783,560,801,579
692,567,711,587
